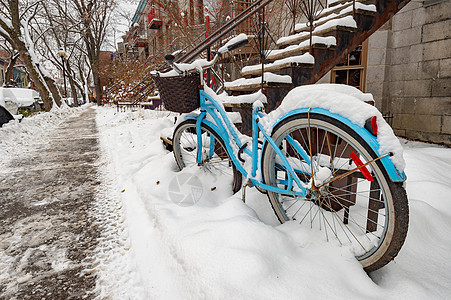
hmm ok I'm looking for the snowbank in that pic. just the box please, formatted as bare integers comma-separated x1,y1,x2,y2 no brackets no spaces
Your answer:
94,106,451,299
0,105,89,164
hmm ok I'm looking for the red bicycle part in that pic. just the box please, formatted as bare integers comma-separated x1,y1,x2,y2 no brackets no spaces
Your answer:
350,151,374,181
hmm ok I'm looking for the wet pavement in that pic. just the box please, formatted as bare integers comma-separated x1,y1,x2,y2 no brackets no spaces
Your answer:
0,108,101,299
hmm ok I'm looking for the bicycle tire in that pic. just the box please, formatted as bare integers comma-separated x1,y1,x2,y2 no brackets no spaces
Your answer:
261,113,409,272
173,119,242,194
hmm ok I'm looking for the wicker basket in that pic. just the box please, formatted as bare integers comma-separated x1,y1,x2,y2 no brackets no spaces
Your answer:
152,72,201,113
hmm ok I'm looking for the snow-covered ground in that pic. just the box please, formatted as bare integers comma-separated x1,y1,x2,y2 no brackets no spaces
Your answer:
95,106,451,299
1,105,450,299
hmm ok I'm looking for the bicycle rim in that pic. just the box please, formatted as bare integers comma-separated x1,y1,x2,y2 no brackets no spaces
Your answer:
173,119,242,193
261,113,408,271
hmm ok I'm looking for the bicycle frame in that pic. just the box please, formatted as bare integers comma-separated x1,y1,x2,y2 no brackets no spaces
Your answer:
183,88,309,197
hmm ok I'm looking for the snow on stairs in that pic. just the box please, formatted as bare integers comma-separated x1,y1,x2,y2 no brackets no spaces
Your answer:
224,73,292,92
240,54,314,77
266,36,337,61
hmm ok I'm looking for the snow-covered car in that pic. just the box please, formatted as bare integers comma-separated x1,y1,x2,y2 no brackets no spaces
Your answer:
8,88,40,109
0,87,19,115
63,97,84,107
0,104,15,127
63,97,74,106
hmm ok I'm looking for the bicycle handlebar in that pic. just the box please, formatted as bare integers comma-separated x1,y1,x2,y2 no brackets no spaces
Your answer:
164,33,249,75
165,53,221,75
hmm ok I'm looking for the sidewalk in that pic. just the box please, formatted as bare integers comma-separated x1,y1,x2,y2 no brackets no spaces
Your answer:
0,108,100,299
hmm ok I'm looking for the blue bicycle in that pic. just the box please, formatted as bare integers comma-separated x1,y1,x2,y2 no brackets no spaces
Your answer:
153,37,408,272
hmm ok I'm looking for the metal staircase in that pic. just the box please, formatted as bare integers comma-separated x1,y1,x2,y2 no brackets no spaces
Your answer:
224,0,412,111
124,0,411,118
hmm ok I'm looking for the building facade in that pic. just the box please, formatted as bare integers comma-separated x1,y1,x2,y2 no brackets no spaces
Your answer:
119,0,206,61
366,0,450,145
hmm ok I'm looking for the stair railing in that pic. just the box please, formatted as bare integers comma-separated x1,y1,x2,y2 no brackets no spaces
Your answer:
177,0,276,64
299,0,325,54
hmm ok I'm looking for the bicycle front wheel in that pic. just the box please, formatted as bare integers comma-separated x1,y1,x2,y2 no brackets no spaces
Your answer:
172,119,242,194
261,113,408,272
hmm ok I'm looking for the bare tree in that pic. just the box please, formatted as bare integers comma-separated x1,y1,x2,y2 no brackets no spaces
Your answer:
67,0,116,105
0,0,60,111
0,39,19,87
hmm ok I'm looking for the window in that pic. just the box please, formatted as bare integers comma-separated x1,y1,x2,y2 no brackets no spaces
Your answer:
331,40,368,91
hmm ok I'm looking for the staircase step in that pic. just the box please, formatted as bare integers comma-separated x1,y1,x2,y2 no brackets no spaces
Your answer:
294,3,376,34
224,72,292,92
328,0,352,8
315,1,354,21
278,15,357,47
315,0,374,20
267,36,336,61
241,53,314,77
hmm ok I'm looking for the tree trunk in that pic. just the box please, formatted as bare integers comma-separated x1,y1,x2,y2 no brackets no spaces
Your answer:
44,76,62,107
65,61,79,107
18,48,53,111
89,49,102,106
69,77,78,107
93,69,102,106
4,53,18,87
3,0,55,111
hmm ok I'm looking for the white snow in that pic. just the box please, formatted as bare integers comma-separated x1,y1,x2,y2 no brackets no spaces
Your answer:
0,105,88,164
7,88,39,107
315,15,357,32
277,32,309,45
278,15,357,45
294,3,376,32
92,106,450,299
0,88,19,115
242,53,314,74
267,36,336,59
218,33,248,54
2,105,451,299
224,72,292,88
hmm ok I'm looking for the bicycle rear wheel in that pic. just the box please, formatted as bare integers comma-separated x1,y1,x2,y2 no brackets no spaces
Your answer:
173,119,242,194
261,113,408,272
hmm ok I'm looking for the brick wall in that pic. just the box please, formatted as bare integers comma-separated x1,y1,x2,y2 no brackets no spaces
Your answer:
366,0,451,145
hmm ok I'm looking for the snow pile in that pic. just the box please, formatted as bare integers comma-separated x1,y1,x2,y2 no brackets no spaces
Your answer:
260,84,405,171
95,106,451,299
0,105,89,164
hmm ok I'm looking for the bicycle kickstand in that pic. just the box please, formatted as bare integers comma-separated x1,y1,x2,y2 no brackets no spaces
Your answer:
241,179,253,203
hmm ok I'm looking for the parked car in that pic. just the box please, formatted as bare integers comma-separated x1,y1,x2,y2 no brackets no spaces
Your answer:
0,87,19,115
0,104,14,127
63,97,85,107
8,88,40,110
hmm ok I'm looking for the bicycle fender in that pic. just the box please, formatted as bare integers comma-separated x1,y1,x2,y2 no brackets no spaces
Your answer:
268,108,407,183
